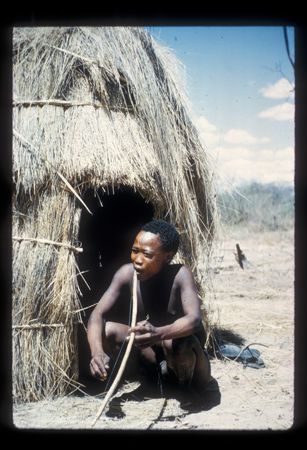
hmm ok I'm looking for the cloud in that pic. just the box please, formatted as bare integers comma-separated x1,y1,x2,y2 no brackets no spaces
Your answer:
275,146,294,160
194,115,220,146
210,146,294,186
194,113,294,187
194,116,217,133
195,119,270,147
258,102,294,121
223,129,270,145
216,146,252,161
259,78,294,99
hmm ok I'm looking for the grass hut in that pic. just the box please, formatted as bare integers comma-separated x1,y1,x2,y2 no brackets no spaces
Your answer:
13,26,216,403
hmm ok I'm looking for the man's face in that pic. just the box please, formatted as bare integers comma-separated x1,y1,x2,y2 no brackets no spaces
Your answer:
131,231,172,281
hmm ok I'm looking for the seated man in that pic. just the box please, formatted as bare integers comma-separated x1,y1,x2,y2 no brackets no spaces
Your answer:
87,219,211,399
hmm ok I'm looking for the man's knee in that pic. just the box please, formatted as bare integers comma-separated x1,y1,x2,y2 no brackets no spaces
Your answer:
164,336,194,357
162,338,173,355
105,321,128,345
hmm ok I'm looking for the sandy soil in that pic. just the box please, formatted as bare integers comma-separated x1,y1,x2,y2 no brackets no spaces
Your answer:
13,227,294,431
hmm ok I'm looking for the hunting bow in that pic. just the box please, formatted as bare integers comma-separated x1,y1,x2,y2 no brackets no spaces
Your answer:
91,270,138,427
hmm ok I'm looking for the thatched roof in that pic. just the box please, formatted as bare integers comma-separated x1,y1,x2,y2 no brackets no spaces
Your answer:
13,26,215,254
12,26,216,402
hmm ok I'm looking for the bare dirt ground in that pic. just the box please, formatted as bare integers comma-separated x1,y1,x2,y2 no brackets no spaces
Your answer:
13,226,294,431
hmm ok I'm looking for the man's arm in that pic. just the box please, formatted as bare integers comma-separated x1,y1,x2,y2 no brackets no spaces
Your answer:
129,265,202,346
87,263,133,379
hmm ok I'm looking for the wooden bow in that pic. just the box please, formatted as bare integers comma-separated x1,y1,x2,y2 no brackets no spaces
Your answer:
91,270,138,427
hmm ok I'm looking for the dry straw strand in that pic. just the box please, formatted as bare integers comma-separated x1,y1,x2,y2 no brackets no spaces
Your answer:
13,236,83,253
13,129,93,215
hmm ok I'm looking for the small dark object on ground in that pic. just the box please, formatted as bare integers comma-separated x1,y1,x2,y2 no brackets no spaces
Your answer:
235,243,249,269
216,343,265,369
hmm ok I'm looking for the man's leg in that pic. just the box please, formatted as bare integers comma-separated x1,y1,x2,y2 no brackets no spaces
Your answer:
162,335,211,392
190,336,211,392
103,321,129,356
104,321,158,380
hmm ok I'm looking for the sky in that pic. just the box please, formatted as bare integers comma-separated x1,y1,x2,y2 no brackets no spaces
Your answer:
148,26,295,190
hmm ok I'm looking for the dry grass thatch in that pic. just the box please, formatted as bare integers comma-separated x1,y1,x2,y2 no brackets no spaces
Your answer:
13,26,217,403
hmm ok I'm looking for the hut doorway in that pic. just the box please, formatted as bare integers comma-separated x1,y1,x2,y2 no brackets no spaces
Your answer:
76,187,154,390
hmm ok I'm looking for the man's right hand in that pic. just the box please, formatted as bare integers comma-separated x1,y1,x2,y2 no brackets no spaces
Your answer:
90,353,110,381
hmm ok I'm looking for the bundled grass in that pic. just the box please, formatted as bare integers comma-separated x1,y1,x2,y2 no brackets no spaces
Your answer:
13,27,216,402
13,192,83,402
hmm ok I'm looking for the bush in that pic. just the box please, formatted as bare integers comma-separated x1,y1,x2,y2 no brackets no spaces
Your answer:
217,182,294,231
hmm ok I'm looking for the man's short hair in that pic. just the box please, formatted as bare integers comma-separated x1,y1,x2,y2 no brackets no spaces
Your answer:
141,219,180,254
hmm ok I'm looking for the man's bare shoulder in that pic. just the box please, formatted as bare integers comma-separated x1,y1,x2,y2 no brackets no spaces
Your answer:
175,264,193,277
173,264,196,287
113,263,134,284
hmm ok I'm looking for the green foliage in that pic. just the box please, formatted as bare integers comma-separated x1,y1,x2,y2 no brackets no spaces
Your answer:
218,182,294,231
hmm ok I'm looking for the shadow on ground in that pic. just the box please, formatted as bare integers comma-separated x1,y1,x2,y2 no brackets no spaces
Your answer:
105,374,221,419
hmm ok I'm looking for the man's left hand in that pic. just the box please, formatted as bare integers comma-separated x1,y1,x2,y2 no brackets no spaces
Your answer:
128,320,159,348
